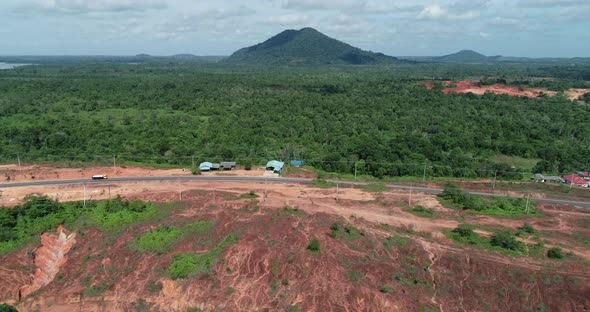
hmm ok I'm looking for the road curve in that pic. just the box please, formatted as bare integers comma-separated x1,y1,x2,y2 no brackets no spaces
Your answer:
0,176,589,207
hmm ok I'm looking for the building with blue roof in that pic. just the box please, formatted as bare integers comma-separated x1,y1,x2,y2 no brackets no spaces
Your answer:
266,160,285,173
199,162,213,171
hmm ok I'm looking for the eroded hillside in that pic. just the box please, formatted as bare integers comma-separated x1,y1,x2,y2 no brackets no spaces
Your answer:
0,187,589,312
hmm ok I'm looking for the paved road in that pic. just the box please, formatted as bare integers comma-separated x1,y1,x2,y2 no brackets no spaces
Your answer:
0,176,589,207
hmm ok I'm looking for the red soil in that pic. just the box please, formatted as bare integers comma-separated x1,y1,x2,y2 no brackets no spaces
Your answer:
19,225,77,299
420,80,563,98
1,165,590,311
1,195,588,312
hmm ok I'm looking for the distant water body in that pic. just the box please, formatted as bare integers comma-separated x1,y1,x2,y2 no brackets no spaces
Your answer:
0,62,31,70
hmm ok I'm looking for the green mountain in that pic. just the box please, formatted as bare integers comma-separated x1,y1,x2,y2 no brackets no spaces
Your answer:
224,27,400,65
437,50,496,63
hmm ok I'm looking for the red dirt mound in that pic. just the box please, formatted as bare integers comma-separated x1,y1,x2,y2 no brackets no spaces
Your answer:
19,225,77,299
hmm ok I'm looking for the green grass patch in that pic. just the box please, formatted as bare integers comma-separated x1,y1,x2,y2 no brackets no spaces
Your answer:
488,155,540,171
282,206,305,216
83,282,108,297
329,222,364,240
307,237,320,253
130,220,213,253
547,247,564,259
408,205,435,218
383,235,410,248
168,233,238,279
307,179,337,189
240,191,259,199
380,284,394,293
361,182,388,193
0,196,162,254
446,224,541,256
439,184,539,217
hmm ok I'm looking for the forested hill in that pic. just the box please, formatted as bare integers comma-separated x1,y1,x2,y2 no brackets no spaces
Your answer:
437,50,497,63
224,27,400,65
0,63,590,179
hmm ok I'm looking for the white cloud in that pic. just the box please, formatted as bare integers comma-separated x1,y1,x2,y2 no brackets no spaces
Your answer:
191,5,256,19
267,14,309,25
517,0,590,8
417,4,479,20
37,0,167,13
283,0,366,10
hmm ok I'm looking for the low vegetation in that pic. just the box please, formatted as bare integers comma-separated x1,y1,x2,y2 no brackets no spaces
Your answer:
307,237,320,253
547,247,565,259
440,184,538,217
329,222,364,240
408,206,435,218
361,182,388,193
83,282,108,297
447,224,548,256
308,178,337,189
0,196,159,254
383,235,410,248
131,220,213,253
240,191,259,199
282,206,305,216
0,304,18,312
168,233,238,279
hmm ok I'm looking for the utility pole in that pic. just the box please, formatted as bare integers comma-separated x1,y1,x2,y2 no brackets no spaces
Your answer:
336,182,339,201
422,162,427,183
113,155,116,175
354,162,357,180
525,192,531,214
178,181,182,202
264,178,268,202
408,183,413,207
192,156,195,168
493,171,497,189
83,183,87,208
17,153,22,174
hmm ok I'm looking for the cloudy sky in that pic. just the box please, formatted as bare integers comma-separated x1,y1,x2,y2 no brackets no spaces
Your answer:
1,0,589,57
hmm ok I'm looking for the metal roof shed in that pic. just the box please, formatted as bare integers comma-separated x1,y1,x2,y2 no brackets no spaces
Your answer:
199,162,213,171
221,162,236,170
266,160,285,173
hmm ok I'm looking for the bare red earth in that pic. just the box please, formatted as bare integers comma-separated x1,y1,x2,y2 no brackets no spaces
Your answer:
420,80,564,98
0,189,588,311
19,225,77,299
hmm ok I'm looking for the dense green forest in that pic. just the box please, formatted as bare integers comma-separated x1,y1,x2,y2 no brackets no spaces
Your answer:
1,62,590,179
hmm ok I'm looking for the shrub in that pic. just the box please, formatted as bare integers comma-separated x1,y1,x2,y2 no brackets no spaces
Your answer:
409,206,435,218
490,231,525,252
307,237,320,253
547,247,564,259
133,226,182,253
240,191,259,199
244,160,252,171
168,253,204,279
83,282,108,297
0,304,18,312
452,224,475,238
380,284,394,293
191,167,201,175
168,233,238,279
518,222,536,235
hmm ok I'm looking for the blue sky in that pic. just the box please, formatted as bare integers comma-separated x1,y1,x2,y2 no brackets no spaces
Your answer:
1,0,589,57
